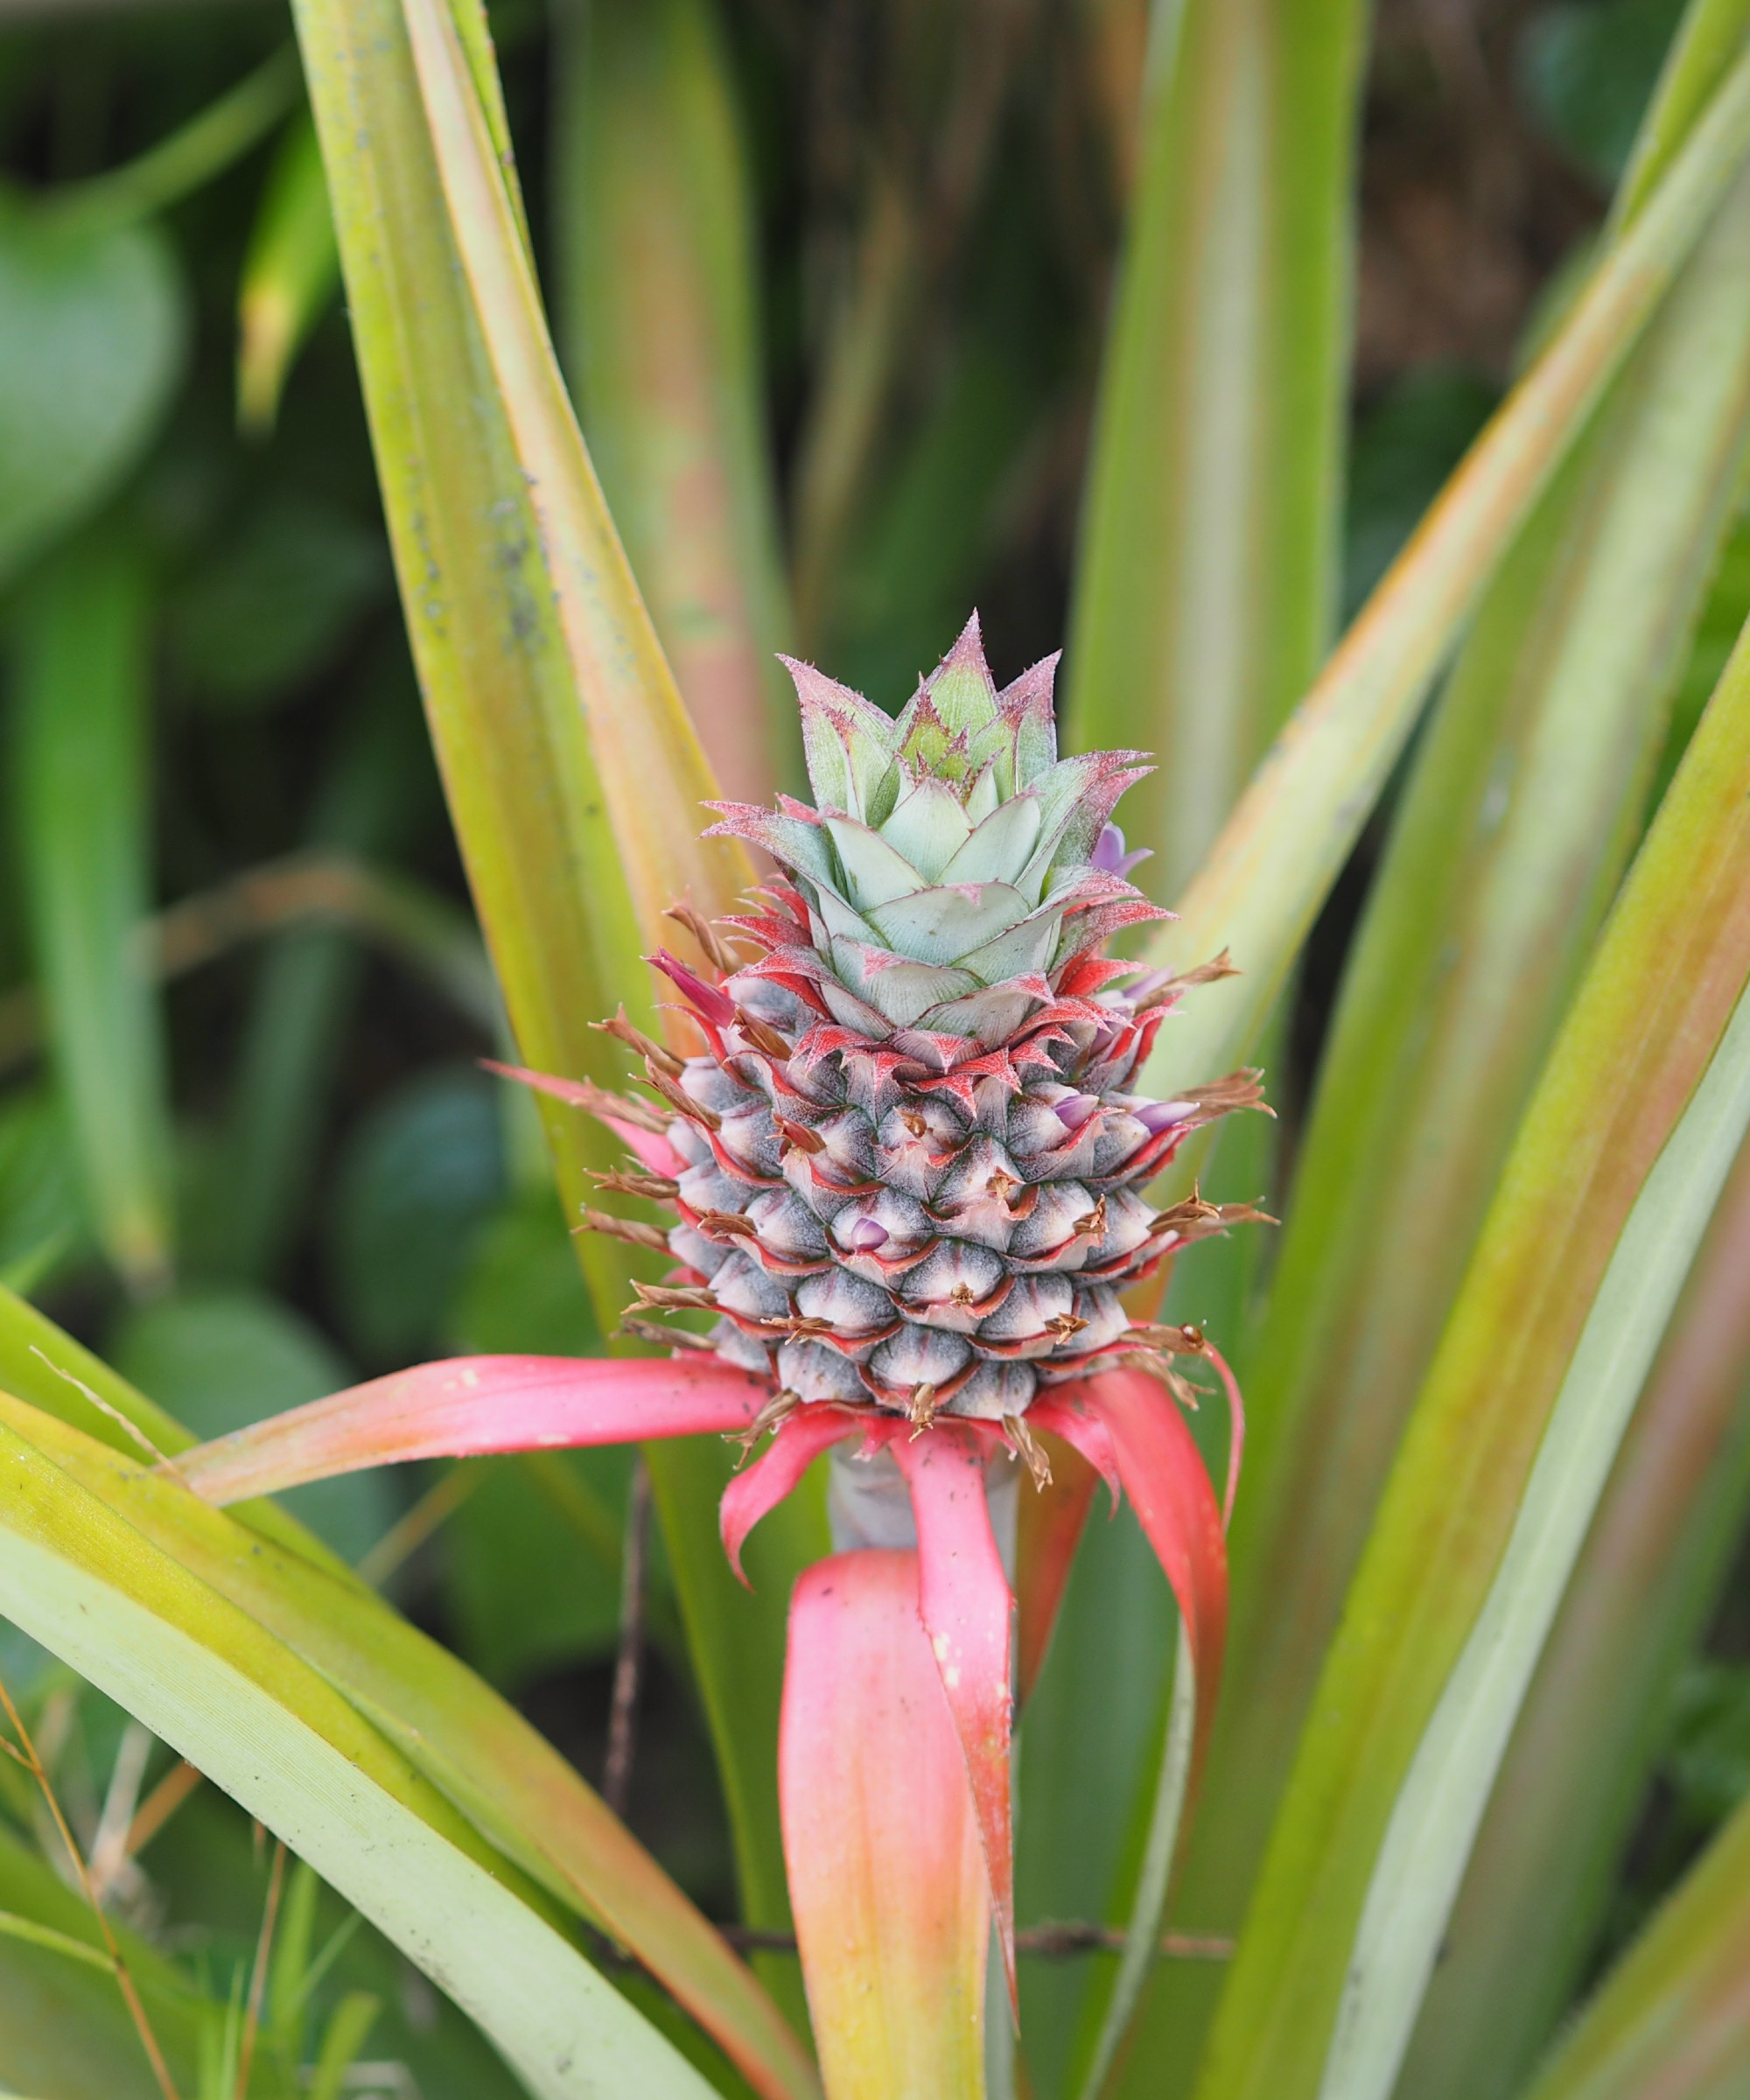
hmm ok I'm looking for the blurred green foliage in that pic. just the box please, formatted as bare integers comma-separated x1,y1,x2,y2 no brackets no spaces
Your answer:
0,205,184,585
326,1067,505,1367
1666,1655,1750,1829
1522,0,1690,180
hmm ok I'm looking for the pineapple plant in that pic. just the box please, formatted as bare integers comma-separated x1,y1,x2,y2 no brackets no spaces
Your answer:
592,614,1263,1435
169,618,1255,2060
6,3,1750,2099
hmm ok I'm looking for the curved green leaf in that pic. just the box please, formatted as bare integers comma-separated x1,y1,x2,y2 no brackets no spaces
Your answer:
1400,1127,1750,2100
0,208,182,585
1614,0,1750,227
1522,1786,1750,2100
1192,598,1750,2097
0,1393,718,2100
289,0,738,1263
46,50,298,240
1136,38,1750,1103
14,537,174,1296
1320,977,1750,2100
1040,4,1357,2064
1066,0,1367,892
394,0,752,955
1172,142,1750,2048
0,1288,821,2100
291,0,821,1958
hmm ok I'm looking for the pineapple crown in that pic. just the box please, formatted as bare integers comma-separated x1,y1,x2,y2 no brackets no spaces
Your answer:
704,614,1167,1053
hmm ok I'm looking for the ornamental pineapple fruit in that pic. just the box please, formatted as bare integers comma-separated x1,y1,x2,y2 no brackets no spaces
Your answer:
586,615,1264,1432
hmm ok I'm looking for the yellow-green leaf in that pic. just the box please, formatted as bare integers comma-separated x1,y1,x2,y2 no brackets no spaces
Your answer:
0,1394,719,2100
1137,38,1750,1103
14,537,174,1297
0,1288,820,2100
1066,0,1367,892
1522,1787,1750,2100
237,108,340,435
1401,1127,1750,2100
1193,603,1750,2098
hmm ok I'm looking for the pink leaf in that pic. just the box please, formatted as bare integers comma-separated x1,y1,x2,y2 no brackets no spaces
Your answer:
1034,1368,1228,1788
481,1060,686,1177
1205,1340,1246,1530
720,1406,857,1584
1032,1390,1120,1506
173,1356,769,1507
1015,1428,1101,1707
781,1551,989,2100
889,1424,1017,2012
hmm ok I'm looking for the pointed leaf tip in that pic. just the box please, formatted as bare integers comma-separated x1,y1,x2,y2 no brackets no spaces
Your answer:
1033,1368,1228,1782
720,1406,853,1584
174,1355,769,1507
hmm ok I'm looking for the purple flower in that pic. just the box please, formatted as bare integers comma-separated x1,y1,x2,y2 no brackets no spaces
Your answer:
1054,1093,1102,1131
1091,822,1152,878
847,1216,890,1251
1138,1098,1195,1133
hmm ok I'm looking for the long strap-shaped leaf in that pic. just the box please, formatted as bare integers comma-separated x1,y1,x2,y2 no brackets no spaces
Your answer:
1401,1126,1750,2099
1066,0,1366,894
0,1296,820,2100
1320,981,1750,2100
1192,601,1750,2100
1048,17,1354,1999
14,538,174,1297
289,0,744,1261
0,1393,718,2100
172,1354,768,1502
394,0,749,948
780,1551,990,2100
293,0,817,1954
1519,1783,1750,2100
1137,38,1750,1103
1182,122,1750,2068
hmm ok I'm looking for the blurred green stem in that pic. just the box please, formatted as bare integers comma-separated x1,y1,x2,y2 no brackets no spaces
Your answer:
47,49,300,237
0,850,497,1086
213,697,442,1283
13,536,173,1298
